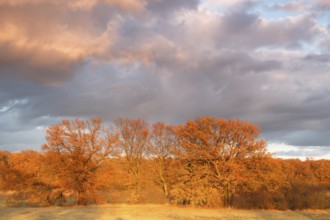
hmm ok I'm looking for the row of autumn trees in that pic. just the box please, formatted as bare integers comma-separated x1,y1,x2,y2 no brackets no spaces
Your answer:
0,117,329,209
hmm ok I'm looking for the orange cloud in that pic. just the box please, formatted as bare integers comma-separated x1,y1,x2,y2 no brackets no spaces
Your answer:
0,0,146,11
0,1,118,84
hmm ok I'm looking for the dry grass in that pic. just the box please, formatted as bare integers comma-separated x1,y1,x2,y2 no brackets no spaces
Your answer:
0,204,329,220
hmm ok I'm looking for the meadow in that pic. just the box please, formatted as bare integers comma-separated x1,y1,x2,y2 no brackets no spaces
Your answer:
1,204,330,220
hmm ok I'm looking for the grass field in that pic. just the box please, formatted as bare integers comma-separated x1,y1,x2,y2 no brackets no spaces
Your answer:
0,204,329,220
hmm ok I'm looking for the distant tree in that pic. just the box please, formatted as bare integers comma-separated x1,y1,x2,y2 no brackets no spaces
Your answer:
310,160,330,185
0,150,59,206
148,122,176,199
115,118,149,203
1,116,330,209
42,118,119,205
0,151,10,191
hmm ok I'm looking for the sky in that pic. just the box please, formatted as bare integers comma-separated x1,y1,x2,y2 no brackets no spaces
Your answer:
0,0,329,159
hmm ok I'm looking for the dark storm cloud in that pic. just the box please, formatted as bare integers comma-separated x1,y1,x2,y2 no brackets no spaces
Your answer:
146,0,199,16
304,53,330,63
0,0,330,157
19,62,162,120
217,11,319,49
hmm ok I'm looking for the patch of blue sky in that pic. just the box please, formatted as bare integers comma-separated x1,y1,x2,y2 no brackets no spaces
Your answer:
198,0,226,14
316,12,330,27
254,40,320,54
198,0,302,18
254,2,302,20
301,42,322,54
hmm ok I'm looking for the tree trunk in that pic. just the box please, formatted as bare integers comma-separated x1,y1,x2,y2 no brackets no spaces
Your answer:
77,190,88,206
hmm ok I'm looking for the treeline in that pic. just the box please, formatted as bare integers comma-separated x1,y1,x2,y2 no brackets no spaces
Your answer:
0,117,329,209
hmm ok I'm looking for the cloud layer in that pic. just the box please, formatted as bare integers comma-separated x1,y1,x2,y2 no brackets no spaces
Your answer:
0,0,329,158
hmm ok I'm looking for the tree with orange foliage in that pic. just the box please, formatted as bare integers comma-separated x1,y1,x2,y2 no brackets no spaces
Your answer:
310,160,330,185
115,118,149,203
42,118,119,205
0,151,10,191
148,122,176,199
2,116,329,209
175,117,267,206
0,150,59,206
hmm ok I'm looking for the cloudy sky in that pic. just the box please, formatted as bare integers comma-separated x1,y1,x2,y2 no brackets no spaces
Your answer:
0,0,329,159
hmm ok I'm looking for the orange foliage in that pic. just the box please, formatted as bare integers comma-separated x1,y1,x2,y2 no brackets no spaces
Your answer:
1,116,329,209
174,117,268,206
149,122,176,199
115,118,149,203
41,118,119,205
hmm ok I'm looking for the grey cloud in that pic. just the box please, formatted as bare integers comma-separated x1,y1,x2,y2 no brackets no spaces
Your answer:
10,61,161,121
283,130,330,147
146,0,199,16
316,0,330,9
274,146,330,158
0,43,82,85
304,53,330,63
0,97,58,151
0,130,45,151
216,1,319,49
0,108,48,151
0,1,131,85
222,8,258,34
218,13,319,49
0,0,199,85
1,0,330,155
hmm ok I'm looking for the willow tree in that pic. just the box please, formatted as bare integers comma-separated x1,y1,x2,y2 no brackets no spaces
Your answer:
42,118,119,205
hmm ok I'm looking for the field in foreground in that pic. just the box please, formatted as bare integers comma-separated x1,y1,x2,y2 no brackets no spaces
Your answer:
0,205,330,220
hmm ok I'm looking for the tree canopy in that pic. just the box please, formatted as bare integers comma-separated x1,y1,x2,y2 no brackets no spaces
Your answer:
1,116,329,209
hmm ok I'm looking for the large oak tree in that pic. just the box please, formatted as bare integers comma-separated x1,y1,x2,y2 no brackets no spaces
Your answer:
42,118,118,205
175,117,267,206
